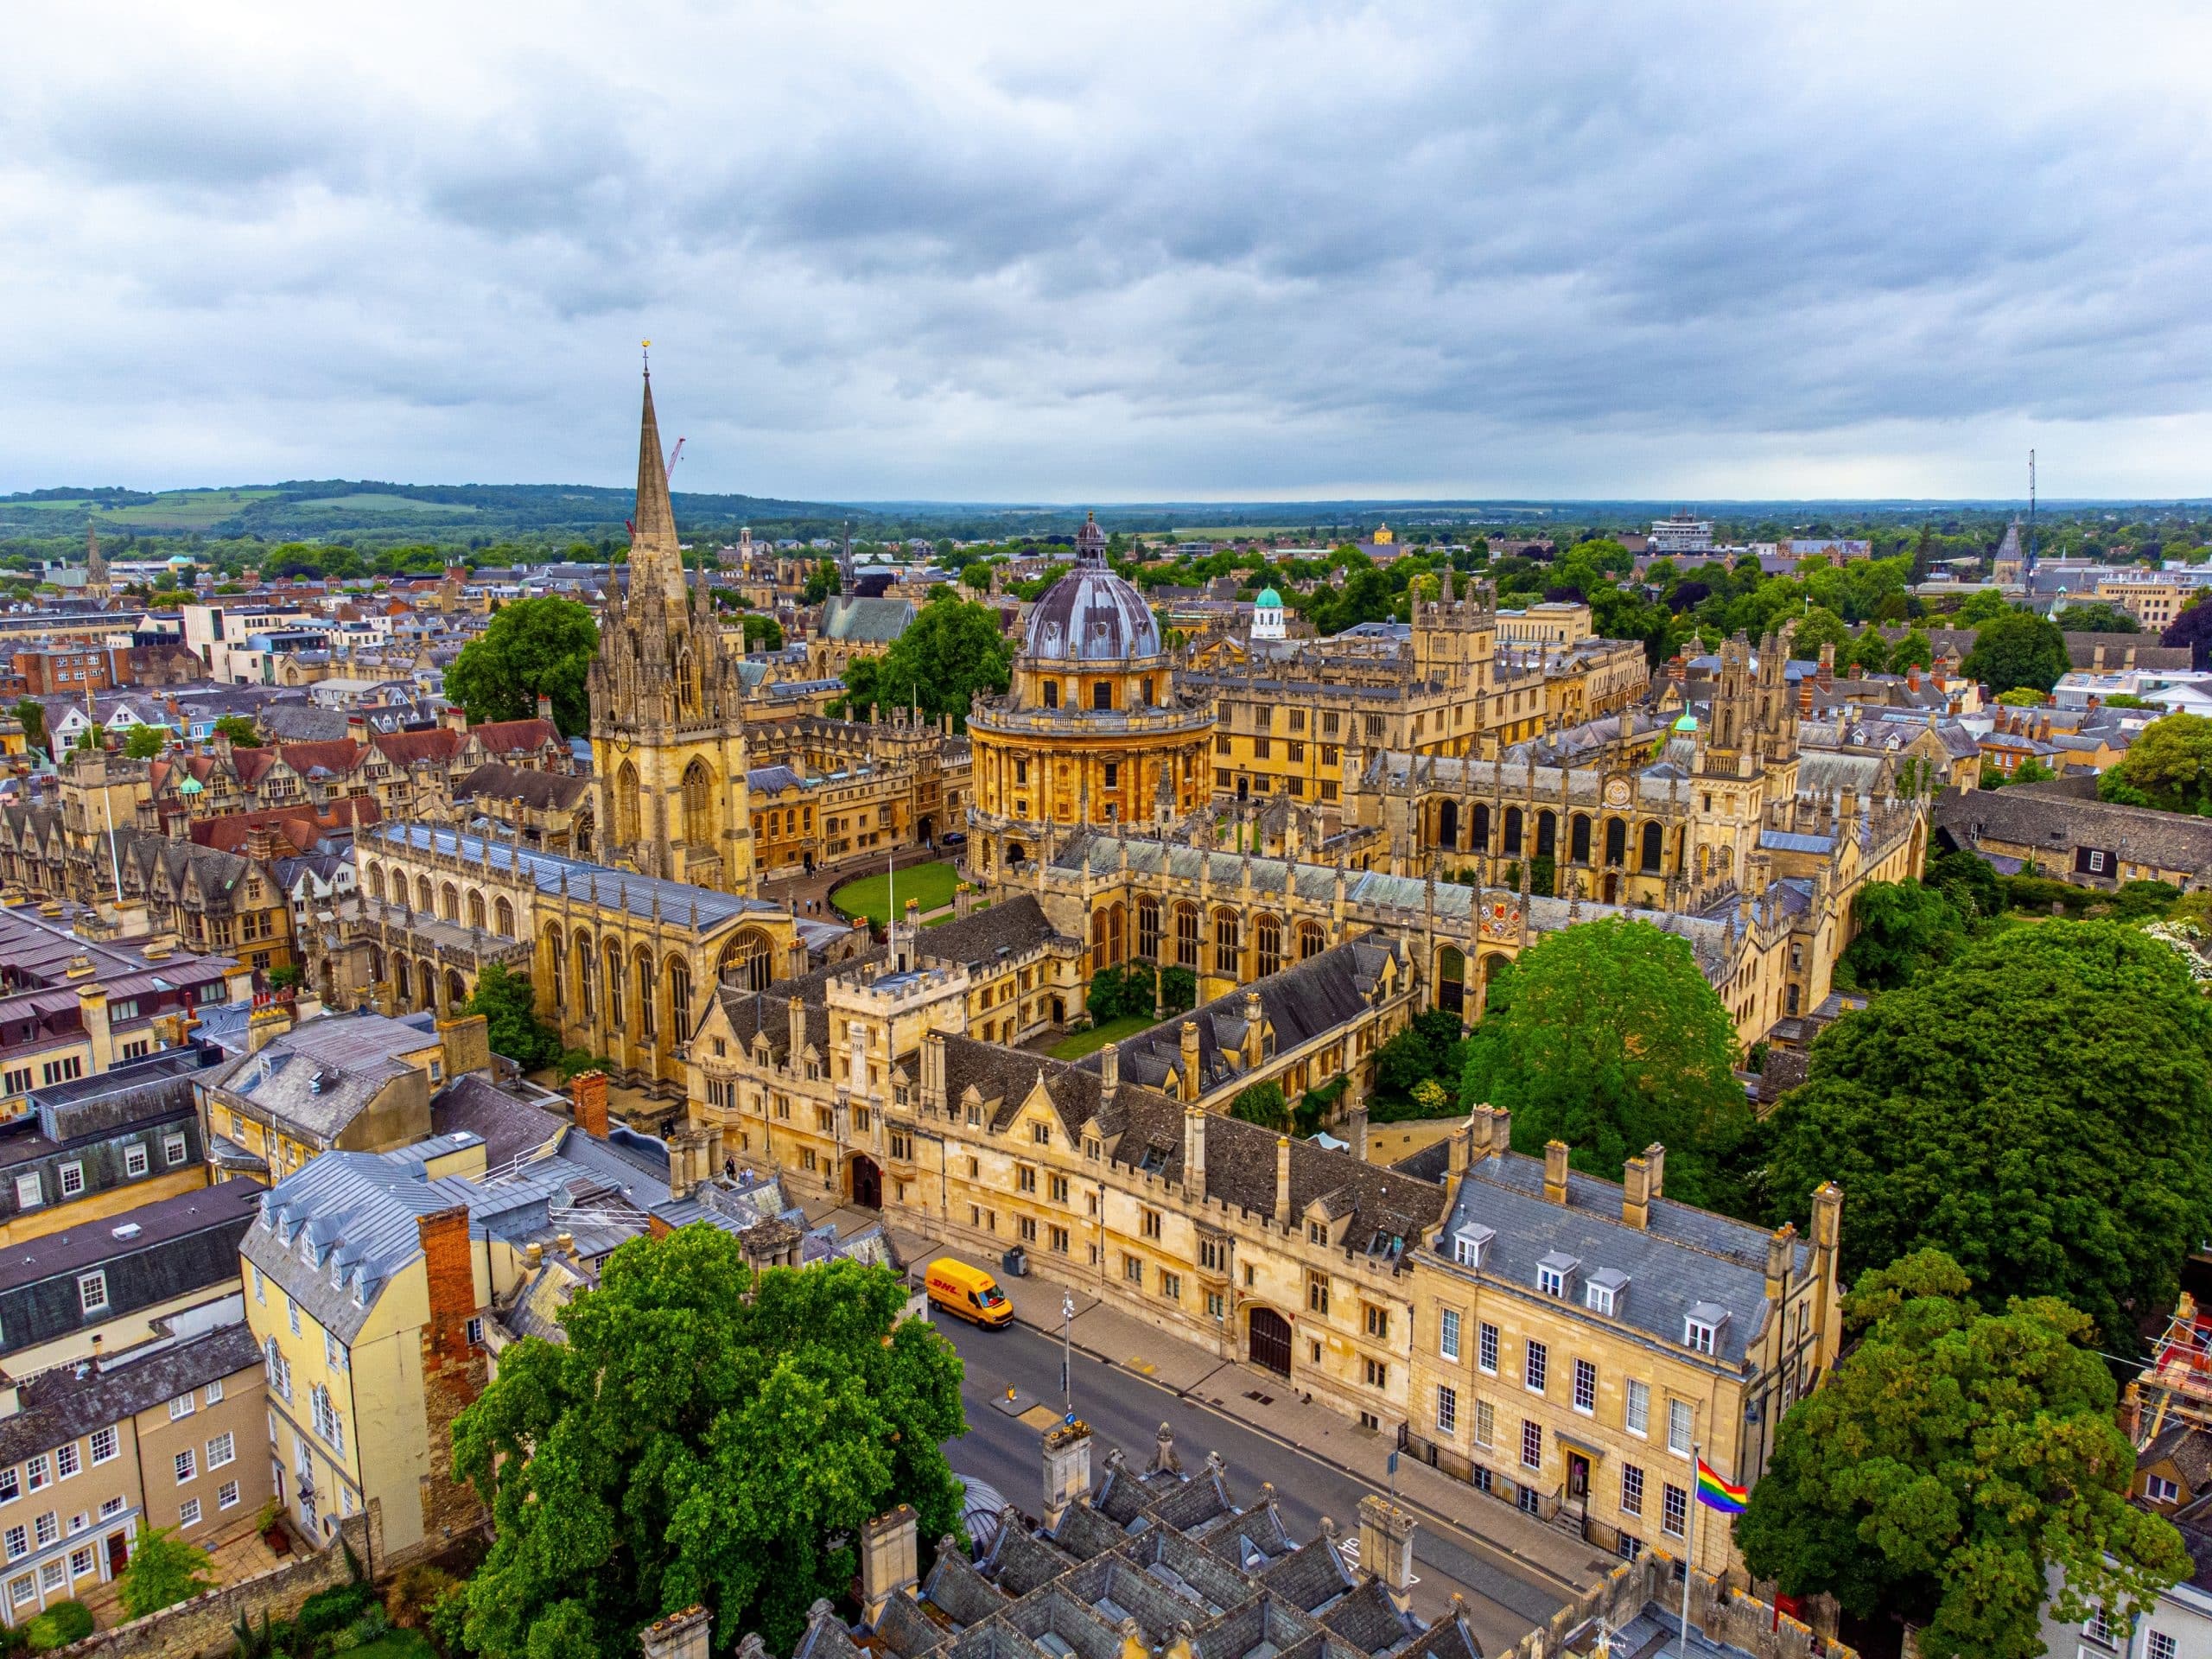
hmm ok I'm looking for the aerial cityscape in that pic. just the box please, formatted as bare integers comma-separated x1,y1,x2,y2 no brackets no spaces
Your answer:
2,7,2209,1659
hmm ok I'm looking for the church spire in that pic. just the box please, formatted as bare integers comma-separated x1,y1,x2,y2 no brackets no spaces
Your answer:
631,349,685,606
85,519,109,601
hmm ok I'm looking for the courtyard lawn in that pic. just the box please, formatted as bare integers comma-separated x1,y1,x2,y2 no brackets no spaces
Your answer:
347,1633,436,1659
830,861,962,927
1047,1013,1154,1059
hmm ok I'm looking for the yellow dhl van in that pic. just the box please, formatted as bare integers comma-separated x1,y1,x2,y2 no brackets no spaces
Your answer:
925,1258,1013,1328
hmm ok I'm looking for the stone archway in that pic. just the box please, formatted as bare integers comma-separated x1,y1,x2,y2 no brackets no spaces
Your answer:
1248,1306,1293,1377
849,1153,883,1210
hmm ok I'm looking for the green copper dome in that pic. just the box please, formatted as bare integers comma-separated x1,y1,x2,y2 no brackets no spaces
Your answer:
1255,587,1282,607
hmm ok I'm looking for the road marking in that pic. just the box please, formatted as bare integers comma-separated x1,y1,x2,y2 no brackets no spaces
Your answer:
1126,1356,1157,1376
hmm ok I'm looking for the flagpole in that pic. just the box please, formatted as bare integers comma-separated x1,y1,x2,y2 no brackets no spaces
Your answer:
1679,1441,1699,1656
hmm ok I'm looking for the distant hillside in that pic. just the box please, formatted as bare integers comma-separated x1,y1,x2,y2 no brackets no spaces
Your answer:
0,480,870,540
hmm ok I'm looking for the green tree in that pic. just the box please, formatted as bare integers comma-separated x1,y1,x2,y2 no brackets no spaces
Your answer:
961,562,995,594
1459,919,1750,1209
445,596,600,737
802,560,841,604
454,1233,966,1658
1229,1079,1289,1132
737,613,784,652
1954,587,2012,625
2056,600,2141,633
1887,628,1934,673
213,714,260,747
1837,880,1967,991
1924,848,2004,921
115,1526,216,1618
72,723,105,752
12,696,46,753
1735,1250,2188,1658
841,593,1012,730
123,722,168,759
1768,921,2212,1348
1961,611,2069,696
1372,1008,1467,1103
463,963,563,1071
1785,606,1852,658
1993,685,2045,708
2104,713,2212,814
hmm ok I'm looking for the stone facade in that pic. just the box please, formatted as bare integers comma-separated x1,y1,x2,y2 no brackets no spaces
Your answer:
588,370,758,895
965,517,1215,881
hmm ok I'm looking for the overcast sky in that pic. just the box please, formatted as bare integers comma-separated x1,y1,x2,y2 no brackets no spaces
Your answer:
3,2,2208,503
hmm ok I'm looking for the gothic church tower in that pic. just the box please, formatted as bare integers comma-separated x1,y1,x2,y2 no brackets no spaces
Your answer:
587,363,757,893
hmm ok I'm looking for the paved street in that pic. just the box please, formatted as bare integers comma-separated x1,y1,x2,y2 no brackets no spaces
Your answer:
938,1318,1575,1656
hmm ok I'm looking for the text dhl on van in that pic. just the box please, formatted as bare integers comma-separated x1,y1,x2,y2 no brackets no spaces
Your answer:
925,1258,1013,1327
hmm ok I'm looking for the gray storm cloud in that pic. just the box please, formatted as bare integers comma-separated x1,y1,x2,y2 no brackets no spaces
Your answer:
0,0,2206,499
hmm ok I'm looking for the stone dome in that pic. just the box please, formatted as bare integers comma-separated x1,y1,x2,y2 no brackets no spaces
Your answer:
1022,513,1160,662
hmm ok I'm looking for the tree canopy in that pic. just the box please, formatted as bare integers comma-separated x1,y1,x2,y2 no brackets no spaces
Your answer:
1836,879,1967,991
115,1526,216,1618
2101,712,2212,815
1734,1250,2187,1658
463,963,563,1071
1768,920,2212,1348
1459,919,1751,1210
445,595,600,738
454,1231,966,1659
840,591,1012,729
1961,611,2069,696
213,714,260,747
123,722,168,759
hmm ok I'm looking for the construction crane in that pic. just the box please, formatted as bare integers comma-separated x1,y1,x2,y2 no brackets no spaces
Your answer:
665,436,686,483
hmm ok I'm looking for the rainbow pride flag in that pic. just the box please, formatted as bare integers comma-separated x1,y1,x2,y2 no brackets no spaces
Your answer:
1695,1458,1749,1515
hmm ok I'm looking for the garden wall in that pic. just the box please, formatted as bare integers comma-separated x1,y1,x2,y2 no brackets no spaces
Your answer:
64,1505,381,1659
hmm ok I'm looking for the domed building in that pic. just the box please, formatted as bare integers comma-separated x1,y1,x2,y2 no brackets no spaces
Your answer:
967,514,1214,883
1250,585,1287,642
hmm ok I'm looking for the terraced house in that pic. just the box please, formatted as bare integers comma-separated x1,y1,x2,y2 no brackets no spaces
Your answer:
1401,1109,1843,1575
0,1323,268,1630
683,922,1445,1431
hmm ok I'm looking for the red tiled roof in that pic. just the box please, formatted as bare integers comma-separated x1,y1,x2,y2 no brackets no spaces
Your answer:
276,739,363,776
230,747,276,784
372,728,464,766
471,718,560,753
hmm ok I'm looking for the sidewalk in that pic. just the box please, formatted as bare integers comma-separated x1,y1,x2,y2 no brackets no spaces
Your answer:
884,1224,1610,1592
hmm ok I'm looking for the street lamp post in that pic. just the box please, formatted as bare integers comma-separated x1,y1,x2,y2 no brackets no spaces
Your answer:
1060,1291,1075,1414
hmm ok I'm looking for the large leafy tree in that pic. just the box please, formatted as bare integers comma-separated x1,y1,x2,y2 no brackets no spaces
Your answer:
462,963,563,1071
2164,594,2212,671
1961,611,2069,696
1459,919,1751,1211
1836,879,1967,991
454,1233,966,1659
115,1526,216,1618
445,596,599,737
1768,920,2212,1348
841,591,1012,729
2102,712,2212,814
1736,1250,2188,1659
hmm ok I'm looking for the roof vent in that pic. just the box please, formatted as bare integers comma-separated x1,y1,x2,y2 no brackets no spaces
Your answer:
111,1223,141,1240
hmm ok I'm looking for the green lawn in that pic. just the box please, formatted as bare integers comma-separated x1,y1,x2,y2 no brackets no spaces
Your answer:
293,493,479,515
1047,1013,1155,1059
830,861,962,926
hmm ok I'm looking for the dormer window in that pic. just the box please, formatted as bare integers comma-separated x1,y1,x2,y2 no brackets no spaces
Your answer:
1452,1224,1493,1269
1535,1252,1579,1299
1586,1268,1629,1317
1685,1302,1730,1356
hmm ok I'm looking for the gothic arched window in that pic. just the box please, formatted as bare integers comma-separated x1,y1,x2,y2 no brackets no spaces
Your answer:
681,760,715,849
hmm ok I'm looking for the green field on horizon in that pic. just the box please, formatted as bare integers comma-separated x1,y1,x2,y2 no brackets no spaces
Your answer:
293,493,479,515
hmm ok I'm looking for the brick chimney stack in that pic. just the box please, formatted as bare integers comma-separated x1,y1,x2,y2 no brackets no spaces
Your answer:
570,1070,609,1138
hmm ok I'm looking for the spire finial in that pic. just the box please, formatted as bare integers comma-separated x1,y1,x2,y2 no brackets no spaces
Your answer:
642,339,652,376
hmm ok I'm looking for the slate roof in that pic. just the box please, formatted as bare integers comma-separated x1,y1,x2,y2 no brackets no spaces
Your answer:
1090,936,1402,1099
0,1179,264,1295
370,823,786,932
916,895,1066,969
819,595,916,645
1933,784,2212,874
938,1034,1440,1260
814,1422,1466,1659
202,1010,436,1144
0,1323,261,1470
449,761,591,811
1431,1149,1803,1368
429,1075,568,1170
